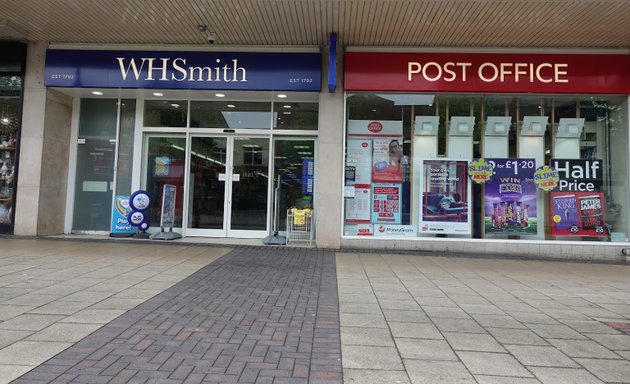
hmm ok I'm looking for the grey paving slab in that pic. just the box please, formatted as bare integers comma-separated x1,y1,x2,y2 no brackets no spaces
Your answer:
504,345,579,367
486,327,549,346
395,338,458,360
585,333,630,350
475,375,541,384
341,327,394,347
0,365,33,384
0,314,65,332
575,358,630,383
529,367,604,384
561,320,623,334
389,322,443,339
0,330,31,349
457,351,533,377
0,305,34,321
403,360,476,384
340,312,388,328
26,323,103,343
434,318,487,334
0,341,72,366
471,314,528,329
382,309,430,323
423,305,472,319
343,368,411,384
526,323,587,339
342,345,403,370
548,338,621,358
443,332,506,352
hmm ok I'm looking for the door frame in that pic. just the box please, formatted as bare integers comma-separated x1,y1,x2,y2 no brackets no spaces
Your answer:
183,133,272,238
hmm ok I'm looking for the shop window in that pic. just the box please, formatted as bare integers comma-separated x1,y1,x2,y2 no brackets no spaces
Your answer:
144,100,188,127
344,92,629,243
190,101,272,129
273,102,319,130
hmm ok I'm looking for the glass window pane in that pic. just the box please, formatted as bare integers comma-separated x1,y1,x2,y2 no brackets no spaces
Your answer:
115,99,136,196
144,100,187,127
145,136,186,228
188,137,227,229
0,76,22,231
274,139,315,231
274,102,318,130
190,101,271,129
230,137,269,230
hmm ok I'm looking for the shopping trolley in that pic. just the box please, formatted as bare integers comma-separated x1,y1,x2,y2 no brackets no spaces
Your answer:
286,208,314,246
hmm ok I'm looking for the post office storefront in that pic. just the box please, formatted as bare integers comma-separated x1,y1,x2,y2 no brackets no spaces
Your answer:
341,50,630,259
44,47,321,239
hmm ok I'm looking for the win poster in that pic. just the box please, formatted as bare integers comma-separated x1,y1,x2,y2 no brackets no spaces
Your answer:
419,160,470,235
484,158,537,235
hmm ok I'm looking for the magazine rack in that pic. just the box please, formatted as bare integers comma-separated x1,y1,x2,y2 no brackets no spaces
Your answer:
286,209,314,246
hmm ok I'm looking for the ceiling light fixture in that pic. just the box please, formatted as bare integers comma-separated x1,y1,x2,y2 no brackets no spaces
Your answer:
215,93,225,98
277,94,287,98
92,91,103,95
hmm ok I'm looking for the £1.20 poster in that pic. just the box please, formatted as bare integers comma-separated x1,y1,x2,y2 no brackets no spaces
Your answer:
484,158,538,235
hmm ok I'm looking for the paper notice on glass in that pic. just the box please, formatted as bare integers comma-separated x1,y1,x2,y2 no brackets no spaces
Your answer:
345,187,371,223
346,140,372,185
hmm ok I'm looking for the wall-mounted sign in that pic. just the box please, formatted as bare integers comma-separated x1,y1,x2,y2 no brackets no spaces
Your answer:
345,52,630,94
45,49,321,91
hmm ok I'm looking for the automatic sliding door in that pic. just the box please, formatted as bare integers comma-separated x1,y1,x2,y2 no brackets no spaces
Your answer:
188,137,228,232
229,137,269,233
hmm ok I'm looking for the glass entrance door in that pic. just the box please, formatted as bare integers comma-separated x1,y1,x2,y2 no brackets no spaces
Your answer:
186,136,270,237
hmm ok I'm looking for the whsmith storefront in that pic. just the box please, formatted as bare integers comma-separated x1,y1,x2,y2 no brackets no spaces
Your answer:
39,47,321,239
340,50,630,260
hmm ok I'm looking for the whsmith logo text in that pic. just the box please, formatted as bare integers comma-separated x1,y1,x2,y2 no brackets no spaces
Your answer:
116,57,248,82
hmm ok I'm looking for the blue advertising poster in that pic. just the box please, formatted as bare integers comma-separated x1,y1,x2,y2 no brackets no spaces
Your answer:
45,49,321,91
484,158,537,235
110,195,134,235
371,183,401,224
302,158,314,195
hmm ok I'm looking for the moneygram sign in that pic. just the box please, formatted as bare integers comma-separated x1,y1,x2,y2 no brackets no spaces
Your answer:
345,52,630,94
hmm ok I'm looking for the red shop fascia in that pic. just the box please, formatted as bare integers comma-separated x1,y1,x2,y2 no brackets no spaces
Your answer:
344,51,630,94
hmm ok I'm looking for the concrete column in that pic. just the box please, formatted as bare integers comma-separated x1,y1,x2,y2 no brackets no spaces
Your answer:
315,44,344,249
14,42,47,236
14,42,72,236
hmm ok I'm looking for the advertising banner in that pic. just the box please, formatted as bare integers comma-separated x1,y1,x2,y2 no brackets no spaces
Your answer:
372,138,404,182
345,52,630,94
160,184,177,229
371,183,401,224
484,158,538,235
419,159,470,235
45,49,321,91
550,192,606,236
110,195,134,236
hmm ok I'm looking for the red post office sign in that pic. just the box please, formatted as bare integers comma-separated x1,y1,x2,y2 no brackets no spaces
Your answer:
345,52,630,94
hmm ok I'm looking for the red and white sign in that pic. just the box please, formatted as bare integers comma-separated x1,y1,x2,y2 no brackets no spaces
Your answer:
345,52,630,94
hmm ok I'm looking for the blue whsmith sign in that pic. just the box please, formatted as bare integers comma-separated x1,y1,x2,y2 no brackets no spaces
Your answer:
45,49,321,92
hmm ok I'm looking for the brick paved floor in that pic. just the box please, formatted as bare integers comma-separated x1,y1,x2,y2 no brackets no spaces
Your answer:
12,247,341,384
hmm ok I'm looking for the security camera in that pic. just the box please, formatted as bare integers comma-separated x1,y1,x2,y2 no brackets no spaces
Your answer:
207,34,216,44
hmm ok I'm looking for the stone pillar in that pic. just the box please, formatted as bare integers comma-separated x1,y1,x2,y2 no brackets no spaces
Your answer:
14,42,47,236
14,42,72,236
315,44,344,249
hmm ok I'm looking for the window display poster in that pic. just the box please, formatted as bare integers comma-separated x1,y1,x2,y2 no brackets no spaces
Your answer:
419,160,471,235
372,138,404,182
551,158,603,192
372,183,401,223
484,158,537,235
345,187,371,223
346,140,372,185
551,191,606,236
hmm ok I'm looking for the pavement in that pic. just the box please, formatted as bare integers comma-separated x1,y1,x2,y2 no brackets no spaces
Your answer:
0,238,629,383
